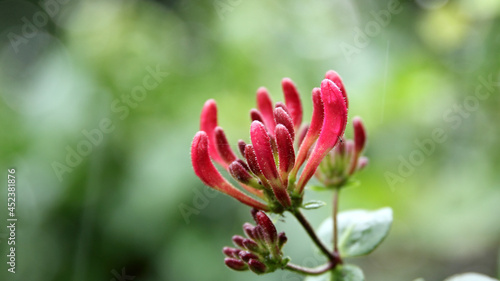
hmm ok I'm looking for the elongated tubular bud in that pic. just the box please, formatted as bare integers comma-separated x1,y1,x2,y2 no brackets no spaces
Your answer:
242,238,260,252
243,223,257,240
248,259,267,274
223,247,241,258
296,80,348,194
251,121,291,207
199,99,224,165
250,109,265,124
325,70,348,109
255,211,280,258
274,107,295,140
239,251,259,263
352,117,366,154
232,235,245,248
282,78,303,131
229,160,260,188
289,88,324,181
274,101,290,114
256,87,276,136
225,258,247,271
191,132,269,211
255,211,278,245
275,125,295,188
244,144,269,188
214,127,237,165
238,140,247,157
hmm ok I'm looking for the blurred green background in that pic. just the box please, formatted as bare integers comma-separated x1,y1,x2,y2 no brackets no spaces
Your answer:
0,0,499,280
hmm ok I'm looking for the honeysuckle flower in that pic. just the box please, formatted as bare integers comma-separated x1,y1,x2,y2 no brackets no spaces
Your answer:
223,210,289,274
191,71,349,212
315,116,368,188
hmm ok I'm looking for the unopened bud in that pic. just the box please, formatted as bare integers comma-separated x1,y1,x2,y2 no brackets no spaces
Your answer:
352,117,366,154
242,238,260,253
214,127,237,164
255,211,278,245
223,247,241,258
239,251,259,262
238,140,247,157
225,258,247,271
229,160,260,187
232,235,245,248
278,232,287,249
248,259,267,274
243,223,257,240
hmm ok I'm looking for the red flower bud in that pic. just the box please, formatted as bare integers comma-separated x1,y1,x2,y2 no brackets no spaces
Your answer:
291,88,324,179
243,223,256,240
278,232,287,249
352,117,366,155
225,258,247,271
256,87,276,136
232,235,245,248
248,259,267,274
275,125,295,186
296,79,348,194
274,107,295,140
282,78,303,131
214,127,237,165
250,121,291,207
242,238,260,252
255,211,278,246
274,102,289,115
228,160,259,187
250,108,265,124
223,247,241,258
238,140,247,157
239,251,259,263
199,99,224,165
325,70,348,109
191,132,269,211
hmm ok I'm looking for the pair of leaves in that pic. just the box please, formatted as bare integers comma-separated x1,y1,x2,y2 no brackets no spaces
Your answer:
305,208,393,281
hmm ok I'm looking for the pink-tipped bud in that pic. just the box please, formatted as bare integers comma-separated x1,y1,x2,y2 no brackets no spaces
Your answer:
243,223,256,240
232,235,245,248
292,88,324,177
191,132,269,211
282,78,303,131
256,87,276,136
255,211,278,245
225,258,247,271
357,156,369,171
296,79,348,194
250,121,280,182
352,117,366,154
229,160,259,187
238,140,247,157
199,99,224,165
250,109,265,124
245,145,264,179
274,102,290,114
248,259,267,274
274,107,295,140
325,70,348,109
275,125,295,185
251,121,292,207
278,232,287,249
239,251,259,263
223,247,241,258
242,238,260,252
214,127,237,165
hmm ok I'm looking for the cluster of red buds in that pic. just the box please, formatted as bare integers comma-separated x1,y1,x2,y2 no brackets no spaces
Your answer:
223,210,288,274
315,116,368,188
191,70,349,213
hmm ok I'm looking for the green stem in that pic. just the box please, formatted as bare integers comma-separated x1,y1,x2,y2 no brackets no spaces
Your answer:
332,188,342,264
285,262,334,276
292,210,335,261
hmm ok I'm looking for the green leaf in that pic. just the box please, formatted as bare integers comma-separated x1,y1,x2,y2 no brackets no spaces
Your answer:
317,207,393,257
444,273,499,281
303,200,326,210
304,264,364,281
